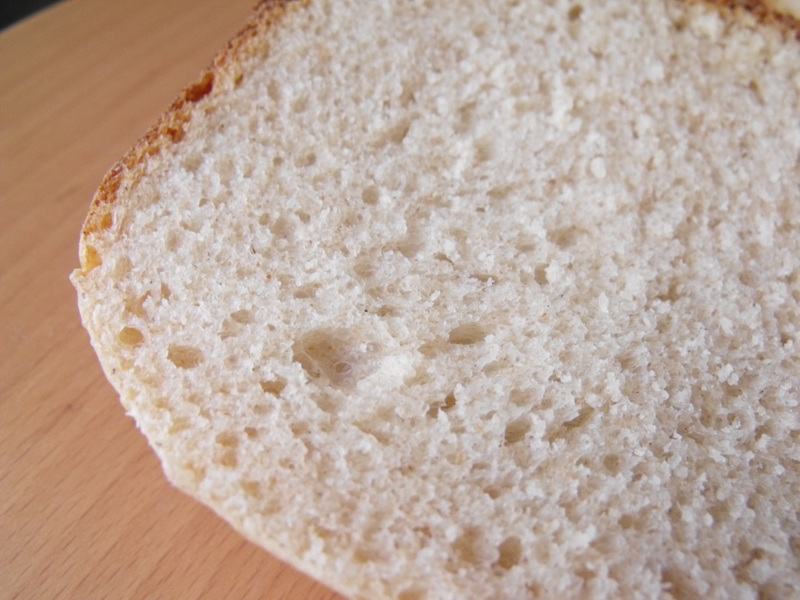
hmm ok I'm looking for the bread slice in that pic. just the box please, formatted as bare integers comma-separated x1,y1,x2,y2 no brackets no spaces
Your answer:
71,1,800,598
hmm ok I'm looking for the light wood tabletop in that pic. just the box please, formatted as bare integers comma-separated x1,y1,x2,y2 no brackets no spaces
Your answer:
1,1,345,598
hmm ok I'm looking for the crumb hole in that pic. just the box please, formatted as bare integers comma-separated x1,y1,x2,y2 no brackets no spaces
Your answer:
291,95,308,113
399,75,423,106
314,395,340,414
241,480,262,498
124,292,150,317
656,279,681,302
356,421,391,445
167,345,203,369
260,377,287,396
661,568,698,600
218,450,237,468
252,403,271,415
668,503,682,523
180,218,201,233
448,323,487,345
293,284,320,299
397,589,425,600
292,328,378,388
550,225,584,248
497,536,523,569
564,407,594,429
215,432,238,447
112,256,131,280
270,216,293,238
472,21,487,37
509,388,531,406
546,407,594,442
434,252,454,264
485,486,501,499
452,527,493,565
482,360,505,375
384,118,411,145
295,152,316,167
230,309,253,324
266,79,281,102
83,245,102,272
603,454,622,473
504,417,531,444
118,327,144,347
181,152,202,172
353,548,376,564
244,426,258,439
790,536,800,560
361,185,380,205
426,391,456,418
455,101,477,134
184,462,206,484
343,209,365,227
568,4,583,20
754,423,772,440
95,210,112,231
219,318,241,340
394,234,424,259
168,416,189,434
709,502,730,524
314,525,334,540
473,136,494,162
748,80,764,104
419,342,439,358
164,229,182,252
290,421,310,437
534,264,548,285
619,514,635,529
377,305,398,317
487,185,511,200
353,258,376,279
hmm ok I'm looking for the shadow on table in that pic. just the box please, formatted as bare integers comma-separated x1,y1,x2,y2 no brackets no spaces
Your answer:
1,0,60,31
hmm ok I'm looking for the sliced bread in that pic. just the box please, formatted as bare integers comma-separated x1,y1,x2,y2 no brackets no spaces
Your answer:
71,1,800,598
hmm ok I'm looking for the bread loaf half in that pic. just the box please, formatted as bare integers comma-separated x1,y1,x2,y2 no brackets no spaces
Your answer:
72,1,800,598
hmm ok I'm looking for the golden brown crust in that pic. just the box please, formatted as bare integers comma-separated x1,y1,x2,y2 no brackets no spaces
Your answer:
697,0,800,38
78,0,309,273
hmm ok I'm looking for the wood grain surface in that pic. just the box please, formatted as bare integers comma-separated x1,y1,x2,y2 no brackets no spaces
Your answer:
1,1,345,598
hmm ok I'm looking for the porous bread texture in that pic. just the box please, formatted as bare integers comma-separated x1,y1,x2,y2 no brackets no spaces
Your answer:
71,1,800,599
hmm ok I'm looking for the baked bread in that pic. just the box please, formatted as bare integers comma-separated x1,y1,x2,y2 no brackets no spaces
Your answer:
71,1,800,598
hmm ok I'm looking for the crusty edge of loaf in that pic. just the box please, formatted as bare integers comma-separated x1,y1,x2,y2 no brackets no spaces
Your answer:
75,0,310,275
697,0,800,37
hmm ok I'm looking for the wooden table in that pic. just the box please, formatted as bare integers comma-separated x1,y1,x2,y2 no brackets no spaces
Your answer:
1,1,345,598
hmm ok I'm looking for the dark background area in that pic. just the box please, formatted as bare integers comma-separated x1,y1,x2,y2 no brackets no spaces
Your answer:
2,0,60,31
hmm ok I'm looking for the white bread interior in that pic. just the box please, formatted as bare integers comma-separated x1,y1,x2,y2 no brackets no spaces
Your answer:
71,1,800,598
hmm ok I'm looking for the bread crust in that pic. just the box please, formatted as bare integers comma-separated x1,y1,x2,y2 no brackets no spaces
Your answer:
77,0,309,273
702,0,800,36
